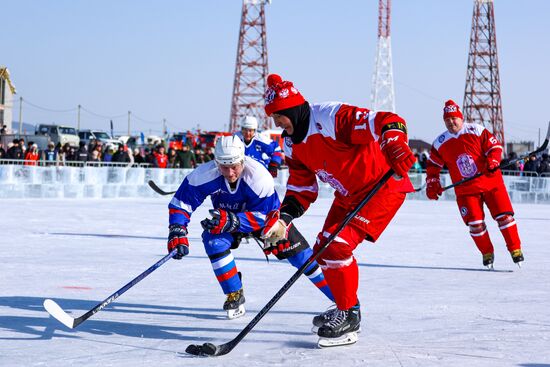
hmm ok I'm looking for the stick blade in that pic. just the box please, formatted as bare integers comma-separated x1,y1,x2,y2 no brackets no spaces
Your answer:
43,299,76,329
185,342,231,357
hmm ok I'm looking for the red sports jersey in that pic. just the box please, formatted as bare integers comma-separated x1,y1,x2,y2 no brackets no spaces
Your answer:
283,102,413,211
427,123,504,196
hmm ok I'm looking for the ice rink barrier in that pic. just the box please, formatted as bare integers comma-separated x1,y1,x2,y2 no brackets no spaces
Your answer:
0,164,549,203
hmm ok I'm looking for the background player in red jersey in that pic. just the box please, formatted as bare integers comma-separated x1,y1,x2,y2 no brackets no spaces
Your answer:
425,100,524,269
261,73,415,347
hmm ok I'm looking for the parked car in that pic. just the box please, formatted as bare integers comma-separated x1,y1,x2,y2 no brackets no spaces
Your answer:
78,130,121,148
35,124,80,147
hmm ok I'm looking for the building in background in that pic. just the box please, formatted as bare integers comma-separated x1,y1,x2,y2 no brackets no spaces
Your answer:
0,67,17,134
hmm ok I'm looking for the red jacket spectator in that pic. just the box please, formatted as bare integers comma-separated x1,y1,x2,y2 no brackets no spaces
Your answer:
24,144,40,166
154,147,168,168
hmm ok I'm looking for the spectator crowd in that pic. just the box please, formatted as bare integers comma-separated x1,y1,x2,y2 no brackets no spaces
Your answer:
0,138,216,169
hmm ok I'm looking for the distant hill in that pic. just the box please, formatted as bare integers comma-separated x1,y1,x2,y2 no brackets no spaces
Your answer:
11,121,36,134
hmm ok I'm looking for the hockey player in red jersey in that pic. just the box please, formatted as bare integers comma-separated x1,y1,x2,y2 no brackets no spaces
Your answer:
425,100,523,268
261,73,416,347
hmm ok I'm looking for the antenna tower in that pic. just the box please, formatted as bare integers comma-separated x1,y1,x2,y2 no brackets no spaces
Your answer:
463,0,505,146
229,0,270,132
371,0,395,112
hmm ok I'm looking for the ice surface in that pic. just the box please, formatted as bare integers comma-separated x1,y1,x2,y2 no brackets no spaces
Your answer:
1,197,549,366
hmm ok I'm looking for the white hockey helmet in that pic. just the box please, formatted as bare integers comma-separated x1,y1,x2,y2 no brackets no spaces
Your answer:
241,116,258,130
214,135,245,166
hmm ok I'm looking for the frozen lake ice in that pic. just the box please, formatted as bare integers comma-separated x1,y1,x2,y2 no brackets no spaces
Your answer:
1,196,549,366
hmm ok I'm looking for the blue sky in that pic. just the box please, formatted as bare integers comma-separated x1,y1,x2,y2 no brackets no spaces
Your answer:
3,0,549,143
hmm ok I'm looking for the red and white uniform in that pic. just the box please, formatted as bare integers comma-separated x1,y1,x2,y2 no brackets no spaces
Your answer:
427,123,504,196
283,101,413,309
426,123,521,255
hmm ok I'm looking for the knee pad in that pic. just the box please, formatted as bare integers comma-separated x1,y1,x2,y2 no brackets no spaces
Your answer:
314,236,354,268
495,213,515,227
468,220,487,236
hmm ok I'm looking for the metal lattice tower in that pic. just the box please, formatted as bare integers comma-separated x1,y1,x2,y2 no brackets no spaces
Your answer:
229,0,270,132
463,0,505,146
371,0,395,112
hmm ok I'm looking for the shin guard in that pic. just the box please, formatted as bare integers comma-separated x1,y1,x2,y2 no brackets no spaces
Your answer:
468,221,494,255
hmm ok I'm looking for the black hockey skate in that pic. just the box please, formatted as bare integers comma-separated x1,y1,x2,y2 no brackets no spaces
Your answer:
312,301,360,334
317,304,361,348
510,249,524,267
223,289,245,319
482,253,495,270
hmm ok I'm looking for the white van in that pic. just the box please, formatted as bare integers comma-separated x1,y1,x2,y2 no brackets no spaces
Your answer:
36,124,80,147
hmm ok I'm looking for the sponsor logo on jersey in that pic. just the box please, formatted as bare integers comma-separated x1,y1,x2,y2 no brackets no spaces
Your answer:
218,202,241,211
316,122,323,130
460,206,468,217
315,169,349,196
354,123,367,130
438,134,446,143
284,137,293,148
456,153,478,177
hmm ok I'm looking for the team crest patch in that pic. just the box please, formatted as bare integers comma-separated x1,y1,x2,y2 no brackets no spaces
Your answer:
456,153,478,177
460,206,468,217
315,169,349,196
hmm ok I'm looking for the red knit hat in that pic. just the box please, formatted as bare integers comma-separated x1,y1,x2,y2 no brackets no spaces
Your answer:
264,74,305,116
443,99,463,120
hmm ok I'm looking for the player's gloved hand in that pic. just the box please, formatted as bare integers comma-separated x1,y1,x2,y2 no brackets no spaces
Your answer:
167,224,189,259
263,239,292,257
426,176,443,200
261,210,290,247
268,161,279,178
380,129,416,178
486,157,501,173
200,209,240,234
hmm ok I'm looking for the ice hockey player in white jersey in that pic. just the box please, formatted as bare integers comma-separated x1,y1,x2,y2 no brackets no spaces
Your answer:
167,135,334,319
234,116,284,177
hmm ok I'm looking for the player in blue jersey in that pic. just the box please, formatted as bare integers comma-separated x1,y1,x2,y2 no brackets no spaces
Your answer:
235,116,284,177
167,135,334,319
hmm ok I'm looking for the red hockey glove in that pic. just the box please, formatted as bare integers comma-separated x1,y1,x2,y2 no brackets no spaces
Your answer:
268,161,279,178
200,209,240,234
426,177,443,200
263,239,292,257
380,128,416,178
167,224,189,259
486,157,501,173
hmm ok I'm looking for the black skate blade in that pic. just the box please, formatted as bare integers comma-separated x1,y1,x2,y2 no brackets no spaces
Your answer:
185,343,219,356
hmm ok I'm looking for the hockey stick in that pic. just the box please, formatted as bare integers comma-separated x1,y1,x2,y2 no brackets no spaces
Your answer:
442,121,550,192
413,183,426,192
148,180,176,196
185,169,395,357
44,249,177,329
